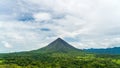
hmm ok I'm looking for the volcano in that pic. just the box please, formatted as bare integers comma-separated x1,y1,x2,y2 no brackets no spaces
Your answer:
33,38,81,53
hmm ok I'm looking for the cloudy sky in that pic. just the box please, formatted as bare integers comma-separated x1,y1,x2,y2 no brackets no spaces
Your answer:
0,0,120,53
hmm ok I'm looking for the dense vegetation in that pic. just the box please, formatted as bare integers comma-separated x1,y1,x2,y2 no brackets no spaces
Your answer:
0,53,120,68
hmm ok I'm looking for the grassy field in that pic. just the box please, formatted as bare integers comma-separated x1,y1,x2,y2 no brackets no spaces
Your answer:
0,60,3,64
113,59,120,64
0,61,2,63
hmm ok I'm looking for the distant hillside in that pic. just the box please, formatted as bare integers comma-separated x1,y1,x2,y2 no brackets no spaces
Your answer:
84,47,120,54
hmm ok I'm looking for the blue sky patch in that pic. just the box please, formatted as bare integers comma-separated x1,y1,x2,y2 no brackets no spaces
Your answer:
40,28,51,31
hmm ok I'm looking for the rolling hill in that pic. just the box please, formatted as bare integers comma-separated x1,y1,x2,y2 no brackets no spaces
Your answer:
84,47,120,55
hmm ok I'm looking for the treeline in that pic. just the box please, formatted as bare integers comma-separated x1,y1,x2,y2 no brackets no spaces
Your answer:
0,53,120,68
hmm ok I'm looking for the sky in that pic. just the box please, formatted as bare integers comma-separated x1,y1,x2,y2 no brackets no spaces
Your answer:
0,0,120,53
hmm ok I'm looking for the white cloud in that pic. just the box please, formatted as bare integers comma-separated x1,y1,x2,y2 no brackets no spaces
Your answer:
0,0,120,52
34,12,51,22
1,41,13,48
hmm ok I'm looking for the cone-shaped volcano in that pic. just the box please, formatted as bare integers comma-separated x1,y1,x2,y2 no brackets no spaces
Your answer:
35,38,80,53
